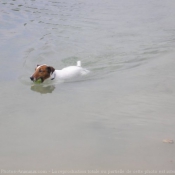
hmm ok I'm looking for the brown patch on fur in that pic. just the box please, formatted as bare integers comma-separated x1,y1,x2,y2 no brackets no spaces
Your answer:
30,65,55,82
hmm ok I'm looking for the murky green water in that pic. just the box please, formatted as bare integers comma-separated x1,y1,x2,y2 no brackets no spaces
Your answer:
1,0,175,174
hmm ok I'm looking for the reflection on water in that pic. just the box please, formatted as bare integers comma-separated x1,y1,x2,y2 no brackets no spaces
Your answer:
1,0,175,173
31,84,55,94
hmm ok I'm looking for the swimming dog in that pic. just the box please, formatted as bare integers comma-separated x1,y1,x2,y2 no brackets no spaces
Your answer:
30,61,89,83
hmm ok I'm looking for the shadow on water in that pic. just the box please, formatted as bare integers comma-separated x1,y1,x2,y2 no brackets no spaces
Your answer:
30,84,55,94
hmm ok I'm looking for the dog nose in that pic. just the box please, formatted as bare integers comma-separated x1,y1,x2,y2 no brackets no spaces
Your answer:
30,76,34,81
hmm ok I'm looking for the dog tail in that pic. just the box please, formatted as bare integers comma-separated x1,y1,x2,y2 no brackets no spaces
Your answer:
77,61,81,67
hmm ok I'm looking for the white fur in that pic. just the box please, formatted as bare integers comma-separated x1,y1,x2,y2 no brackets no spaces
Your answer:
48,61,89,82
77,61,81,67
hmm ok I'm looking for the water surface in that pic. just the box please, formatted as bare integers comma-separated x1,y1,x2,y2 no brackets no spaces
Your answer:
0,0,175,174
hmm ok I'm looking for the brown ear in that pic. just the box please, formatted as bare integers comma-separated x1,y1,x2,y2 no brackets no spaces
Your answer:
47,66,55,74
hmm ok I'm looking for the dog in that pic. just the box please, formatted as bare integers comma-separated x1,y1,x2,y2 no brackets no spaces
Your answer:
30,61,89,83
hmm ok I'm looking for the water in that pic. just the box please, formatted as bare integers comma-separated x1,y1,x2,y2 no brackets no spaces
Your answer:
0,0,175,174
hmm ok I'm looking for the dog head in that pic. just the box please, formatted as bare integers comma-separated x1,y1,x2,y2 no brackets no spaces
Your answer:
30,64,55,83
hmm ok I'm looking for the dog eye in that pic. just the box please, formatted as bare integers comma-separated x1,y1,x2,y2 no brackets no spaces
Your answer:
39,69,42,72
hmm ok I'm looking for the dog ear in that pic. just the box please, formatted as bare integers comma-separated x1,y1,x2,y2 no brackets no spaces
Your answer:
37,64,40,67
47,66,55,74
